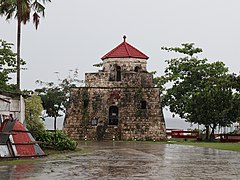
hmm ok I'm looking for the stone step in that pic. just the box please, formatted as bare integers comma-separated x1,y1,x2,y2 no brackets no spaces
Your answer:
103,132,114,140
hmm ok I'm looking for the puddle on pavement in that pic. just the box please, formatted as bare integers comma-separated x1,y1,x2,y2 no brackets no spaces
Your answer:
0,142,239,180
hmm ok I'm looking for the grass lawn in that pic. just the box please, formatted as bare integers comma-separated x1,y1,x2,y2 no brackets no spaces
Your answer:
169,141,240,152
106,139,240,152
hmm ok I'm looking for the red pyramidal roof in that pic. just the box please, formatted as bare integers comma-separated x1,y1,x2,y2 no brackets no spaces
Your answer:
101,36,149,60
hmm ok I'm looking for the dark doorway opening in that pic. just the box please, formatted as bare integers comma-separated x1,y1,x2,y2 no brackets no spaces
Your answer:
109,106,119,125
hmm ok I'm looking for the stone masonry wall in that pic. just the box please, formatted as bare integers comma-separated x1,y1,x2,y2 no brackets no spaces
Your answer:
63,56,166,141
63,87,166,141
85,71,153,87
102,58,147,72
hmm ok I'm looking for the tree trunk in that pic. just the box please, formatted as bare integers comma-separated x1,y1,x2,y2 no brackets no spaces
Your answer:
16,0,22,90
210,124,217,141
205,125,210,140
54,116,57,131
54,116,57,143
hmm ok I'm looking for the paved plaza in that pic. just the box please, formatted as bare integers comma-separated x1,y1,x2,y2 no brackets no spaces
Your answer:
0,142,239,180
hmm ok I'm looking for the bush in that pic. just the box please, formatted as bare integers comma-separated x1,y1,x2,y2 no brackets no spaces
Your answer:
35,130,77,151
25,94,46,138
26,119,45,139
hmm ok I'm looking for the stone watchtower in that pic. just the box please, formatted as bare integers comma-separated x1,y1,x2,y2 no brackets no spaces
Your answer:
63,36,166,141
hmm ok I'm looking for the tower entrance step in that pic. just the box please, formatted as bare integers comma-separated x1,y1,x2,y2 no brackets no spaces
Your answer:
102,126,120,141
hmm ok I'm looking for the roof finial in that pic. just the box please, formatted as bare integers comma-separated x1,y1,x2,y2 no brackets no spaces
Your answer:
123,35,126,42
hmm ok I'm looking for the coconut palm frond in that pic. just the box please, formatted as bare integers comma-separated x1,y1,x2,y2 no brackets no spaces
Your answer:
0,1,17,20
21,1,31,24
6,6,17,20
40,0,51,4
33,12,40,29
31,1,45,16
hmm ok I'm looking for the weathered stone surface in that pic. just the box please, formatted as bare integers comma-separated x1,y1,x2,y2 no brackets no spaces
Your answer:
63,48,166,141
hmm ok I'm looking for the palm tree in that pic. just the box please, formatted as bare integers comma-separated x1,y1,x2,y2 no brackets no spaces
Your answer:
0,0,51,90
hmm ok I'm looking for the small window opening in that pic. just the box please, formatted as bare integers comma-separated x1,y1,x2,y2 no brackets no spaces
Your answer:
140,100,147,109
116,66,121,81
134,66,140,72
83,100,89,109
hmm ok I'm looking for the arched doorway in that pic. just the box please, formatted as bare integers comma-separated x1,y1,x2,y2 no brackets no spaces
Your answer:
109,106,119,125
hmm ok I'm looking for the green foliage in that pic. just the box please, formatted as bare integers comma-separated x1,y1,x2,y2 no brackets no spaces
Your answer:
0,40,16,70
35,69,82,130
81,88,89,127
36,69,83,111
92,93,101,112
37,87,65,118
34,130,77,151
35,86,65,131
0,0,51,89
156,43,239,139
230,73,240,92
171,141,240,152
161,43,203,56
25,94,77,151
134,88,143,101
82,88,89,102
232,93,240,123
93,62,103,67
0,0,51,29
57,69,84,109
25,94,45,137
0,39,25,91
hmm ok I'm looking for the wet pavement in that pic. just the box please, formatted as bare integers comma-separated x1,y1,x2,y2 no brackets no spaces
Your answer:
0,141,239,180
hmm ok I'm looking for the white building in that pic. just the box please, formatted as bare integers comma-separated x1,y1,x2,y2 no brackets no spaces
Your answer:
0,91,25,124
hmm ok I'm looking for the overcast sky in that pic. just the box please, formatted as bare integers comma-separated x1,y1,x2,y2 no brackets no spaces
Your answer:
1,0,239,129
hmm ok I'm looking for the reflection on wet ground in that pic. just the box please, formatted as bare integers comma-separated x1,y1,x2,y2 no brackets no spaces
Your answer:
0,142,239,180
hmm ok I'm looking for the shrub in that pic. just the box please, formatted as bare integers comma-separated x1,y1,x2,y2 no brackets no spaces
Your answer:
35,130,77,150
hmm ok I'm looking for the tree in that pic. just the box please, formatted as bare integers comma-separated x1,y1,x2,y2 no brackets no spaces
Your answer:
230,73,240,92
230,73,240,123
0,0,51,90
25,92,77,151
35,69,83,131
25,93,45,137
0,39,25,91
55,69,84,110
35,86,65,132
156,43,239,140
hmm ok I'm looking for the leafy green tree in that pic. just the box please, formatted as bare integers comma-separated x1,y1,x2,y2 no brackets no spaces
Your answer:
230,74,240,124
0,39,25,91
231,93,240,124
230,73,240,92
0,0,51,90
35,86,65,132
35,69,83,131
25,93,77,150
25,93,45,137
156,43,239,139
56,69,84,110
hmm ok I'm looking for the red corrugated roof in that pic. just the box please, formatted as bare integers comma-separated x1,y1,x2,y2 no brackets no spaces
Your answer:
101,36,149,60
12,121,36,157
0,118,45,158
